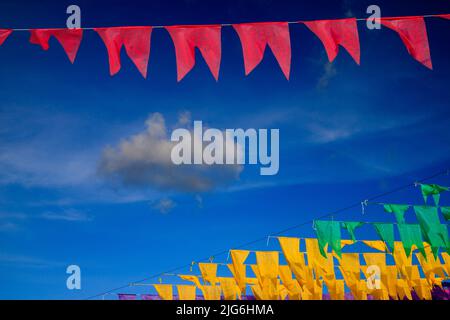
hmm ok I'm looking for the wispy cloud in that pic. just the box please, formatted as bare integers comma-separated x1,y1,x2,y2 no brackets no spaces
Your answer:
40,209,92,222
317,62,337,89
0,253,64,269
151,198,176,214
0,222,19,232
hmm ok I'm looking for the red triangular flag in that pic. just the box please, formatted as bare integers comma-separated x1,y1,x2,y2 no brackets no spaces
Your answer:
0,29,12,46
232,22,291,79
437,14,450,20
95,27,152,78
29,29,83,63
303,18,360,65
165,25,221,81
380,17,432,69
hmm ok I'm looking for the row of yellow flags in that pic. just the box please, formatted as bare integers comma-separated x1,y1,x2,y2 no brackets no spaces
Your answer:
148,237,450,300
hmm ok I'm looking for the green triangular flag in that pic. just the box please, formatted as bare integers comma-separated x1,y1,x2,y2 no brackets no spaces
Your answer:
341,221,363,241
397,224,426,258
420,183,448,206
414,205,441,230
441,207,450,221
373,223,395,253
383,204,409,224
413,205,447,258
314,220,342,258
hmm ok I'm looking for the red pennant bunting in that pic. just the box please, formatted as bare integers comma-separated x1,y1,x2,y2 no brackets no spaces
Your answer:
438,14,450,20
303,18,360,65
29,29,83,63
165,25,221,81
0,29,13,46
232,22,291,79
95,27,152,78
380,17,432,69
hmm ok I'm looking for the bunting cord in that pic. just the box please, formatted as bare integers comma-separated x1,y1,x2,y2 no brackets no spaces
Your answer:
5,13,449,31
85,167,449,300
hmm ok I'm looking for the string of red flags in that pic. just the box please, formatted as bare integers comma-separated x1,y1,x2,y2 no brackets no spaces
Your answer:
3,13,447,80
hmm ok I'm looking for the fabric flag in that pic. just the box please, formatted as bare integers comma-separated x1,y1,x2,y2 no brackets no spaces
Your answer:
303,18,360,65
305,238,334,279
232,22,291,79
230,250,250,295
177,285,196,300
334,280,345,300
0,29,12,46
198,263,218,285
405,265,421,288
250,284,264,300
420,183,448,205
392,241,411,276
339,253,360,296
385,266,399,299
278,265,302,300
314,220,342,258
362,253,387,298
380,17,432,69
416,245,446,284
341,221,363,241
117,293,137,300
255,251,279,300
277,237,308,286
362,240,386,252
179,274,203,289
153,284,173,300
373,223,395,253
383,204,409,224
29,29,83,63
414,205,448,257
341,239,355,249
202,285,221,300
414,279,432,300
441,207,450,221
218,277,239,300
166,25,221,81
277,283,289,301
95,26,152,78
363,253,386,272
397,224,426,257
441,252,450,276
396,279,413,300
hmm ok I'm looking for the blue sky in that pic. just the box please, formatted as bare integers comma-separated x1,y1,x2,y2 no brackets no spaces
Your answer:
0,0,450,299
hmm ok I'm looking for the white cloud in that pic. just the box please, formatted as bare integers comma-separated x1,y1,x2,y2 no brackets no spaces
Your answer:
98,113,243,192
